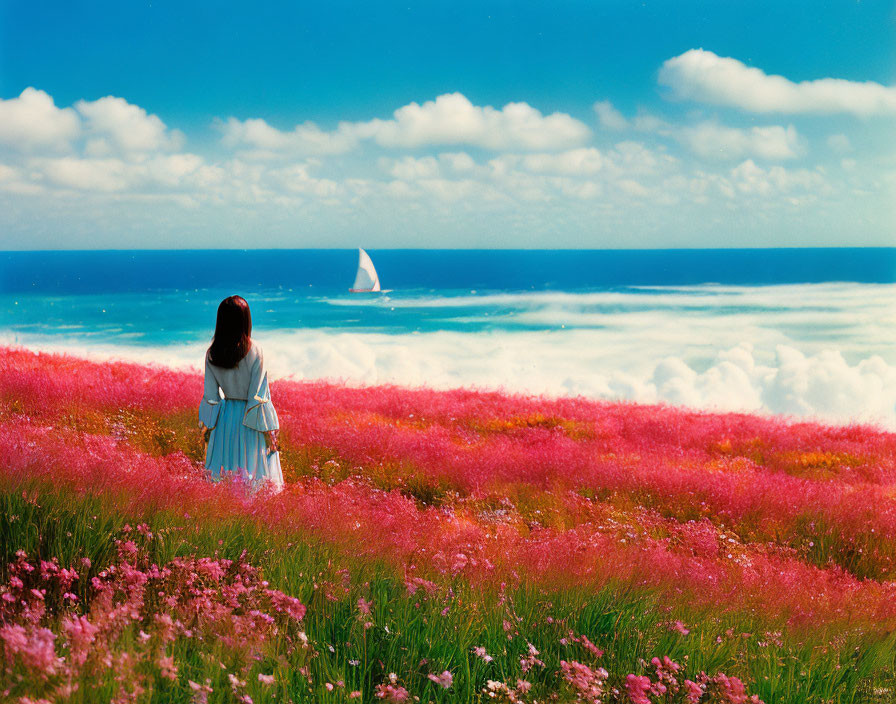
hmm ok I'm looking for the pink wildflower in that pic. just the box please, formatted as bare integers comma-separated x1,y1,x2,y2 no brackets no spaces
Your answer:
473,646,494,662
710,673,758,704
673,620,690,635
158,654,178,680
578,634,604,658
428,670,453,689
229,673,246,691
520,642,545,672
561,660,608,701
0,624,58,676
61,615,99,666
119,540,138,558
684,679,704,704
626,674,652,704
374,683,410,702
266,589,306,621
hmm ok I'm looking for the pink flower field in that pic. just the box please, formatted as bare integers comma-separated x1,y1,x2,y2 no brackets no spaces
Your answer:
1,345,895,703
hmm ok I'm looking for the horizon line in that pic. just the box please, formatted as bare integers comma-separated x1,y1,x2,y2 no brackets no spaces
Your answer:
4,245,896,254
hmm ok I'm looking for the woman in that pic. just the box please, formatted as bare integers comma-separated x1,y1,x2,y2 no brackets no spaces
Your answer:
198,295,283,490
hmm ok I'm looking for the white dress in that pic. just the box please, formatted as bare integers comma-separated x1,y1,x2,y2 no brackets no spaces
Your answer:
198,340,284,490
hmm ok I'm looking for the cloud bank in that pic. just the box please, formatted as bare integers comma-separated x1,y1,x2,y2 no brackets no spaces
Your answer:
678,122,803,160
0,59,893,249
76,96,184,154
0,88,80,151
659,49,896,116
0,88,185,155
221,92,592,155
6,332,894,430
4,283,894,428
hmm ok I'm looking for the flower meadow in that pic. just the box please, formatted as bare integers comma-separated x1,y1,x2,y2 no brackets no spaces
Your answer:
1,346,896,703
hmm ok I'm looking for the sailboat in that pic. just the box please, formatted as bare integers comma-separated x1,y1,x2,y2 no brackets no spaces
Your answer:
349,248,384,293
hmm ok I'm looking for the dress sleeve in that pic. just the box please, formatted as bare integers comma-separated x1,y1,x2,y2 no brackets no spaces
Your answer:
199,353,222,429
243,346,279,432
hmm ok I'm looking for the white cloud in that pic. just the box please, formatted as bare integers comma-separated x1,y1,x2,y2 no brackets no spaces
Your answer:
380,149,610,203
729,159,827,196
617,179,648,197
367,93,591,150
0,164,20,182
75,96,183,153
0,88,80,151
221,92,591,154
1,86,890,247
219,117,360,156
382,153,486,181
440,152,476,173
33,153,208,193
827,134,852,153
382,148,620,202
594,100,805,162
606,141,671,176
631,113,669,133
145,154,205,186
268,163,341,198
388,155,441,180
415,177,485,202
0,90,215,197
594,100,628,130
0,161,46,196
521,148,605,175
679,122,803,160
659,49,896,116
39,156,136,192
556,179,602,199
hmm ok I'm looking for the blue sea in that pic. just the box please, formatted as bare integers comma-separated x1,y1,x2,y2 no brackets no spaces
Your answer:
2,249,895,428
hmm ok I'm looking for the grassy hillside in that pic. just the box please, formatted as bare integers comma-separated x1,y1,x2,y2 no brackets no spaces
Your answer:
1,345,895,703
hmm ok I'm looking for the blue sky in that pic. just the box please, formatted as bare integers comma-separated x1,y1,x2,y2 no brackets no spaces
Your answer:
1,0,894,249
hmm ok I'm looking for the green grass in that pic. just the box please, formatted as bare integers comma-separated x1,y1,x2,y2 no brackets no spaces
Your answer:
3,483,894,703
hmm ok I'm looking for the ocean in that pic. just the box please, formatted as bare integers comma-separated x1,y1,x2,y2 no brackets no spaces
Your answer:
2,249,895,428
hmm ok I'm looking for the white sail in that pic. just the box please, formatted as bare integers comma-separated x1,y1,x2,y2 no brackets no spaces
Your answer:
350,248,381,292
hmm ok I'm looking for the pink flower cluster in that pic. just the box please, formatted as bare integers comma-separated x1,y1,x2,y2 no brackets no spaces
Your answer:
0,539,305,703
375,673,410,702
625,657,763,704
560,659,609,702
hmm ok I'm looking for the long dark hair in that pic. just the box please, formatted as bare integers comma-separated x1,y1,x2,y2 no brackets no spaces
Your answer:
208,295,252,368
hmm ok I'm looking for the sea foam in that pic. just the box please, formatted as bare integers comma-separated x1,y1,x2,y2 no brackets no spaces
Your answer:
2,282,894,429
